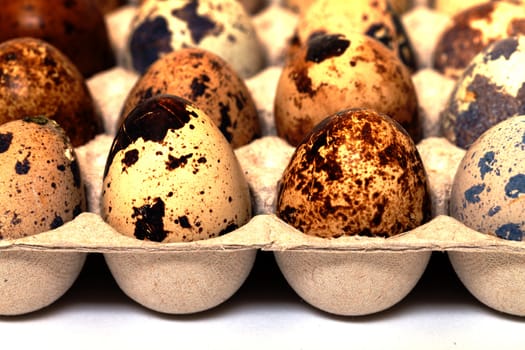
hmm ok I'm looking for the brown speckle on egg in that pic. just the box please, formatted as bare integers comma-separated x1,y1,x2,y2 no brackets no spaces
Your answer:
0,37,103,147
276,109,431,238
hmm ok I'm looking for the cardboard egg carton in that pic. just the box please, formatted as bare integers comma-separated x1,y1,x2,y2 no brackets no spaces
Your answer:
1,1,525,317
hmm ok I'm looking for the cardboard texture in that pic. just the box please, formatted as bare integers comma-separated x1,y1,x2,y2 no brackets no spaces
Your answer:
1,2,524,317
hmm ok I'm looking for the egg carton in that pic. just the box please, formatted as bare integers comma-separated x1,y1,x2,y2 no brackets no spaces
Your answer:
2,1,525,318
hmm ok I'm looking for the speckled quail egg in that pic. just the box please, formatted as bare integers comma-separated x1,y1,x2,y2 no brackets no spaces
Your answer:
102,94,252,243
450,115,525,241
282,0,412,14
0,0,115,78
433,1,525,79
274,31,420,147
441,36,525,149
0,117,86,240
126,0,266,78
0,37,103,147
120,48,261,149
276,108,431,238
294,0,416,70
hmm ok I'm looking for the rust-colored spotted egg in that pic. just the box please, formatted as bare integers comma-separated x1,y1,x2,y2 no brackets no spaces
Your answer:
102,95,252,243
276,108,431,238
120,48,261,149
0,0,115,77
0,37,103,147
433,1,525,79
0,117,86,240
274,32,420,147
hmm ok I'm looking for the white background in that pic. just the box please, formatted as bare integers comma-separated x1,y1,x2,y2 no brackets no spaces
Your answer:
0,252,523,350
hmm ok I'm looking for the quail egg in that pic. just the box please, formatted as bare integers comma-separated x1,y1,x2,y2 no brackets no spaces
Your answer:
294,0,416,70
120,48,261,149
0,0,115,77
126,0,265,78
0,37,103,147
0,117,86,240
441,36,525,149
433,1,525,79
450,115,525,241
102,94,252,243
274,31,420,147
276,108,431,238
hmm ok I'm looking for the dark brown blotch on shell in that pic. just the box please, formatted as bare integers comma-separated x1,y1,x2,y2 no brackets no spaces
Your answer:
105,95,198,179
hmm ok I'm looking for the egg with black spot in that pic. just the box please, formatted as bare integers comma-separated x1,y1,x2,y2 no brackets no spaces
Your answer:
433,2,525,79
126,0,265,78
450,115,525,241
294,0,416,70
276,108,431,238
274,31,420,147
0,117,86,240
441,36,525,149
0,37,103,147
102,94,252,243
119,48,261,149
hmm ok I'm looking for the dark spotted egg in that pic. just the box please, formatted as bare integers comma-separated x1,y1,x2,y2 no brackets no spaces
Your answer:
274,31,420,147
126,0,265,78
450,115,525,241
433,2,525,79
294,0,416,70
441,36,525,149
0,37,104,147
276,108,431,239
0,117,86,240
119,48,261,149
102,95,252,243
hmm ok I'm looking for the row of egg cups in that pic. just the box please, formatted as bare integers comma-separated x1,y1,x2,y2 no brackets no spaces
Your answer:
1,131,524,318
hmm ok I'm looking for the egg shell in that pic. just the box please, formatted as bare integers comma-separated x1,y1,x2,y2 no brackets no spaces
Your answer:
238,0,267,14
120,48,261,149
0,117,86,240
282,0,413,14
102,94,252,243
127,0,266,78
450,115,525,241
0,0,115,78
0,37,104,147
441,36,525,149
433,2,525,79
276,108,431,238
274,31,421,147
294,0,417,70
